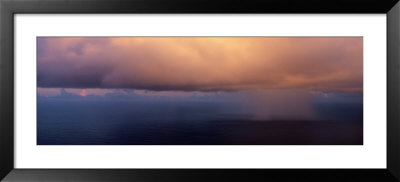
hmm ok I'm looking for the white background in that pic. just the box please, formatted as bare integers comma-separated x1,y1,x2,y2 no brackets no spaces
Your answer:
15,14,386,168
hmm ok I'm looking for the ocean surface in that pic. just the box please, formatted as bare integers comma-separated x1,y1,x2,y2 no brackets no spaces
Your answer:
37,100,363,145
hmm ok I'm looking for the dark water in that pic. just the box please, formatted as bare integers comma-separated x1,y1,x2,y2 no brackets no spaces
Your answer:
37,101,362,145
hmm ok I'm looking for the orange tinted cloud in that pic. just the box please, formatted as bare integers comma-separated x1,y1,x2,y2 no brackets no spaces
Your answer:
65,88,115,96
79,89,87,97
37,37,362,92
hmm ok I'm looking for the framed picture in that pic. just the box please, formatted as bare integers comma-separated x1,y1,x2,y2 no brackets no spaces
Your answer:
1,0,399,181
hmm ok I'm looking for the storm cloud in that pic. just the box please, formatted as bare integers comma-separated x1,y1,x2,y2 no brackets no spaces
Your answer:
37,37,362,92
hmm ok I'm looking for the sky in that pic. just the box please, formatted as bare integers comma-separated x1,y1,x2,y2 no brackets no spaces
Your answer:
37,37,362,92
37,37,363,121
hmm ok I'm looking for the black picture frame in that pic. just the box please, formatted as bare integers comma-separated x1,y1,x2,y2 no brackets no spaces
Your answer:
1,0,399,181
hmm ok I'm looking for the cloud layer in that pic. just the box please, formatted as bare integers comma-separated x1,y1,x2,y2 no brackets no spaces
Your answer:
37,37,363,92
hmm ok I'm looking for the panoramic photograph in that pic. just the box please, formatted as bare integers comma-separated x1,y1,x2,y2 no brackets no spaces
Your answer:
37,37,363,145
